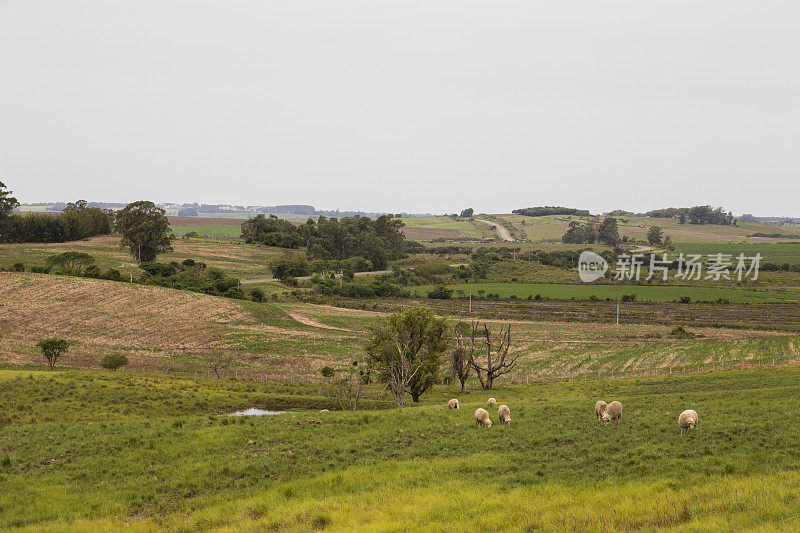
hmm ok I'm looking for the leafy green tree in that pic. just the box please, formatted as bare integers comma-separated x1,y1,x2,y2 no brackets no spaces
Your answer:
366,307,448,406
647,226,664,246
0,181,19,219
115,201,173,263
100,353,128,371
598,217,620,246
46,251,95,272
460,208,474,218
36,338,70,369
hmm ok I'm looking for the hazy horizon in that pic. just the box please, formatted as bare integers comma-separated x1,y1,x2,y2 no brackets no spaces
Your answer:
2,1,799,217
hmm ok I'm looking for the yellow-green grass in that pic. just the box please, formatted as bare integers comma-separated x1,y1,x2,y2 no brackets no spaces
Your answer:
676,242,800,266
397,216,497,239
171,225,244,239
487,213,800,245
410,282,800,303
4,367,800,530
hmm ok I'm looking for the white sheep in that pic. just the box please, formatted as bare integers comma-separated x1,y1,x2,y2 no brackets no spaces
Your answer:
601,401,623,422
678,409,698,434
595,400,608,420
487,398,497,408
498,404,511,425
447,398,459,410
475,408,492,428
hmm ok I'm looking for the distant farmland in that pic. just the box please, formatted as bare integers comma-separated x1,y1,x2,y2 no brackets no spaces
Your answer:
410,282,800,303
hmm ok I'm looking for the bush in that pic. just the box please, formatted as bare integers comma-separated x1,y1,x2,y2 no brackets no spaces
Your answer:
10,262,24,272
100,353,129,371
103,268,123,281
427,285,453,299
668,326,696,339
621,293,637,302
250,288,266,302
83,265,102,278
30,266,51,274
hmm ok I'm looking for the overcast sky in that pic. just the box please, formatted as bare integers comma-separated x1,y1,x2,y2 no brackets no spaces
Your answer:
1,1,799,215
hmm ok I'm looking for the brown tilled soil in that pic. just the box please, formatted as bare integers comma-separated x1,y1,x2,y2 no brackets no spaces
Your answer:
0,272,328,380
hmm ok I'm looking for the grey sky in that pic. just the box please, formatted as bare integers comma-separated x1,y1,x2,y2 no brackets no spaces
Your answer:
1,1,799,215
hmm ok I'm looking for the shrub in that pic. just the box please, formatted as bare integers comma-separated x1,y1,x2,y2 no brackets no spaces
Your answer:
100,353,129,371
103,268,123,281
83,265,102,278
621,293,637,302
679,296,692,304
250,288,266,302
30,266,51,274
427,285,453,299
668,326,696,339
10,262,24,272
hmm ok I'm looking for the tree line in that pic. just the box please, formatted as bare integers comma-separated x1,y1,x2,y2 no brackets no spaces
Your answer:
0,191,113,243
241,214,407,270
512,206,591,217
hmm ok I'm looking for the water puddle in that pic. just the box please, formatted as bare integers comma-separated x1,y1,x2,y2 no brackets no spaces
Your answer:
226,408,288,416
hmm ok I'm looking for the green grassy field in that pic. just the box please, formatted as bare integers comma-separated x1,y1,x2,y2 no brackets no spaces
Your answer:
397,216,497,239
410,282,800,303
676,242,800,266
3,367,800,530
171,225,244,239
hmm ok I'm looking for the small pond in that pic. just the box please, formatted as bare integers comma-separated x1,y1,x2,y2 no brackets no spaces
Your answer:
226,408,289,417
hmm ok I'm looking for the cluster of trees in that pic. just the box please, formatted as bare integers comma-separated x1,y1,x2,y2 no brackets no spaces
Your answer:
139,259,244,299
365,308,518,407
0,183,172,265
0,196,113,243
562,217,620,246
242,214,406,270
644,206,736,225
513,206,591,217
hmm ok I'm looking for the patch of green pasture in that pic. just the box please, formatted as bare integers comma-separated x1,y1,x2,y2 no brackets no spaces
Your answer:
4,368,800,530
410,282,800,303
676,242,800,266
170,225,243,239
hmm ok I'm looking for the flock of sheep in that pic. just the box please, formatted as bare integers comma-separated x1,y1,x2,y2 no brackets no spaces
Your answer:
448,397,699,434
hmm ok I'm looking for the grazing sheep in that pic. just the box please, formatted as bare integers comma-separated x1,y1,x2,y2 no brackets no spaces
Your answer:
319,409,329,412
498,404,511,425
447,398,460,410
678,409,698,434
601,401,623,422
487,398,497,408
475,408,492,428
595,400,608,420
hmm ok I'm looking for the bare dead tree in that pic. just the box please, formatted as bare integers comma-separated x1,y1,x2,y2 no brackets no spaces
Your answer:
451,321,472,393
469,323,518,390
207,350,235,378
